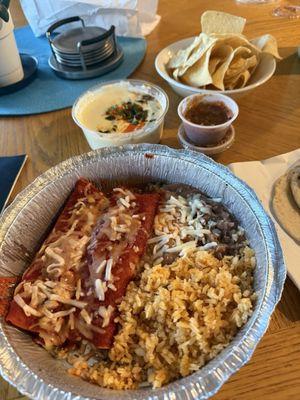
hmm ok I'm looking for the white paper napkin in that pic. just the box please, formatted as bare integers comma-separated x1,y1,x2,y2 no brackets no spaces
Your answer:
228,149,300,290
20,0,160,37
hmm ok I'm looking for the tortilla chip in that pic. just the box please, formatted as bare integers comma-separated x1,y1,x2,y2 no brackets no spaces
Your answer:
230,70,251,89
167,11,280,91
244,54,257,71
251,34,282,60
173,33,217,78
208,57,222,75
208,44,238,76
201,11,246,35
225,47,251,75
172,68,180,82
181,45,215,87
211,46,235,90
167,35,202,69
211,34,261,57
225,53,257,80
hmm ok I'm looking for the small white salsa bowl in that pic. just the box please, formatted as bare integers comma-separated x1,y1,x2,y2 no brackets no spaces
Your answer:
72,79,169,149
155,37,276,100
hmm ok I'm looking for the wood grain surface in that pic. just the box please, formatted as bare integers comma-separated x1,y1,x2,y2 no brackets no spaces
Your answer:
0,0,299,399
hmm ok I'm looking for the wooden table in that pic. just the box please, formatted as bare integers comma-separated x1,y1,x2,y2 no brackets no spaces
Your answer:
0,1,300,399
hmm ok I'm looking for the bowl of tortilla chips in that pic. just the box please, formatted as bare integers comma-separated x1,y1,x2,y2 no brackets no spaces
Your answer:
155,11,281,99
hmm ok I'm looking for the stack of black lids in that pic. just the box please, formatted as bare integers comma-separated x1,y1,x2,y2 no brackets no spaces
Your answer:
47,16,123,79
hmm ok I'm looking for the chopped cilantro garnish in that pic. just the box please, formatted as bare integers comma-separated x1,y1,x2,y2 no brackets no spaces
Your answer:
105,101,149,125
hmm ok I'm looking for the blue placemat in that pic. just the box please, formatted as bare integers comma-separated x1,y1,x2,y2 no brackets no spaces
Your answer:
0,26,146,116
0,155,27,212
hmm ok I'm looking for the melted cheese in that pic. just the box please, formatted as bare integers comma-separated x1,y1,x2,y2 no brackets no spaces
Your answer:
88,189,142,306
75,82,162,133
13,189,108,345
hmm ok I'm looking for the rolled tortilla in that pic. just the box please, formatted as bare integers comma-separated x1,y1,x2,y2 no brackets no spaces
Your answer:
271,173,300,243
6,178,110,349
81,189,160,349
289,165,300,209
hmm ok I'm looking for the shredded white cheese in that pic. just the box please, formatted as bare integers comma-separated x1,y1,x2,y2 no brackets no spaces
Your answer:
14,294,42,317
49,294,87,309
98,305,114,328
108,283,117,291
119,197,131,209
96,259,107,274
95,279,106,301
105,259,113,282
75,279,82,300
113,188,136,200
44,307,76,319
80,308,92,325
148,193,225,263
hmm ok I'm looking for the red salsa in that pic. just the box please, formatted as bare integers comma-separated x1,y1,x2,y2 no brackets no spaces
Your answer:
184,100,232,126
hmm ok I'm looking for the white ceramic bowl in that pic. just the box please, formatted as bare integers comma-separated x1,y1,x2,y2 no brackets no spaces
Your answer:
177,93,238,145
155,37,276,100
72,80,169,149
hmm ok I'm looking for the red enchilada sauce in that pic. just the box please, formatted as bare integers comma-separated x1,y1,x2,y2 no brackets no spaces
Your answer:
184,100,232,126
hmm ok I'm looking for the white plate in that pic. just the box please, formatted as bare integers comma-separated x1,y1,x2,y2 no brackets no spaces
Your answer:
155,37,276,100
229,149,300,290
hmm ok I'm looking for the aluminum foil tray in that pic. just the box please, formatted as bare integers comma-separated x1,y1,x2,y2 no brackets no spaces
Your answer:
0,144,286,400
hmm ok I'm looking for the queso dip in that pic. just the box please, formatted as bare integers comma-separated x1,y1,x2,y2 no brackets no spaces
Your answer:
76,82,162,134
